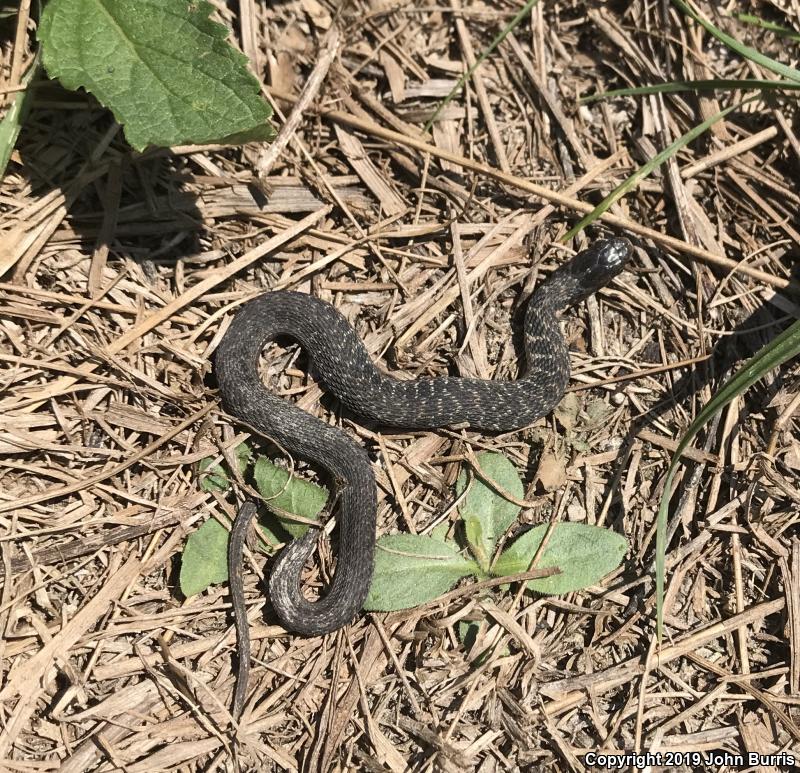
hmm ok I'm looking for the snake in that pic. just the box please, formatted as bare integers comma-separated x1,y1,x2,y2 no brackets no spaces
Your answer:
215,236,632,717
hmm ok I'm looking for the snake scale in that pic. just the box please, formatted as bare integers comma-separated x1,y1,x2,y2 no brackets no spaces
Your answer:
215,237,632,716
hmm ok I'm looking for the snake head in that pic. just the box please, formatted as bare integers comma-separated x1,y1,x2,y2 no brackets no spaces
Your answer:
554,237,633,305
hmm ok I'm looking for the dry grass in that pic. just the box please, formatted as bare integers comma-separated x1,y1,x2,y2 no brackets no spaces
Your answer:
1,1,799,771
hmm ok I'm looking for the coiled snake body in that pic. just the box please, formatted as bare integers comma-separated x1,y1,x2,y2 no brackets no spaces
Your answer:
216,238,631,713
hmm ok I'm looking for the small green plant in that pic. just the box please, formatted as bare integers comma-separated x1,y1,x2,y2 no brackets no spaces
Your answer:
366,451,627,611
182,446,628,619
2,0,275,176
180,516,230,597
180,442,326,598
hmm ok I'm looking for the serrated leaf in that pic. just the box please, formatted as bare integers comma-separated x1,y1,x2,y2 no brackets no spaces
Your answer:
254,457,327,538
364,534,480,611
179,517,229,597
38,0,275,150
456,452,523,571
493,523,627,595
197,442,251,492
218,124,275,145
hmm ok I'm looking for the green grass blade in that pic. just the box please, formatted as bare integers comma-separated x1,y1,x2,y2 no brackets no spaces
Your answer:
656,318,800,640
423,0,540,133
673,0,800,84
581,79,800,103
563,100,747,241
735,12,800,41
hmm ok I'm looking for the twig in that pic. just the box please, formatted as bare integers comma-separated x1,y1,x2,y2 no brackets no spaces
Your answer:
257,26,341,178
269,89,798,293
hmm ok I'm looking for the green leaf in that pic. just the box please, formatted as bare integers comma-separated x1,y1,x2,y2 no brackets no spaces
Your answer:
0,59,39,179
37,0,275,151
254,457,327,538
656,318,800,640
198,459,229,492
456,452,523,571
673,0,800,84
197,442,251,492
364,534,481,611
179,517,229,597
458,620,482,652
493,523,627,595
256,515,291,549
429,522,451,542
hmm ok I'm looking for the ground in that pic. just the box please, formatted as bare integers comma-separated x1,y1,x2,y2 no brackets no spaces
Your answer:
1,1,799,771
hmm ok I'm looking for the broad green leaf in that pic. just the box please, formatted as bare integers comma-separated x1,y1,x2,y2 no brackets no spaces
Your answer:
0,60,39,179
198,460,230,492
429,522,451,542
180,517,229,597
493,523,627,595
456,452,523,571
656,318,800,640
254,457,327,538
364,534,480,611
673,0,800,84
198,443,251,492
256,516,291,549
38,0,275,150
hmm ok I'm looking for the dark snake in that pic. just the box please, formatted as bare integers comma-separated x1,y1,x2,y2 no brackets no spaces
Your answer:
215,237,632,718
